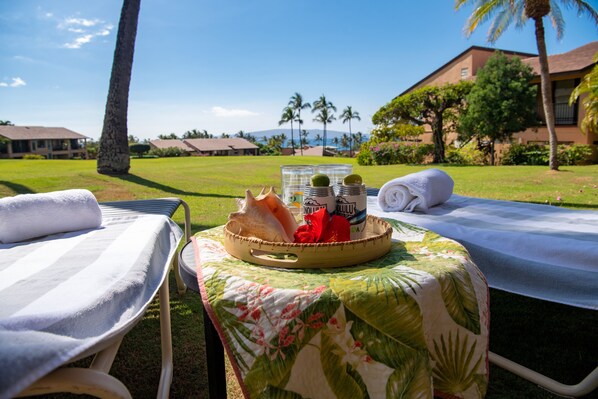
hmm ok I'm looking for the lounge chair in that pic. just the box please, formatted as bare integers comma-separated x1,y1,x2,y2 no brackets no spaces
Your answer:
0,197,190,399
367,191,598,397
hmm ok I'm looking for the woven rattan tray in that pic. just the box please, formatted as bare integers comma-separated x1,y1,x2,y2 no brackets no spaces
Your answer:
223,215,393,268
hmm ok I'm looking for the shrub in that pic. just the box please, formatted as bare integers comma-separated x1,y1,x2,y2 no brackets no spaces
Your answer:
357,141,433,165
148,147,190,157
22,154,46,160
502,144,593,166
446,142,487,165
501,144,547,165
129,143,151,157
356,143,373,165
558,144,593,165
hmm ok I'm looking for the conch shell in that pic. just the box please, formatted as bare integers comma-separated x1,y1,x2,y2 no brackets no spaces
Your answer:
227,187,298,242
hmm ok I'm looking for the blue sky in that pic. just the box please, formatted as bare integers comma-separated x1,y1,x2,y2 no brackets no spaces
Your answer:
1,0,596,141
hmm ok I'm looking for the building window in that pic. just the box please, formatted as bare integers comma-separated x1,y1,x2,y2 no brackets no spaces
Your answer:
554,79,578,125
461,67,469,79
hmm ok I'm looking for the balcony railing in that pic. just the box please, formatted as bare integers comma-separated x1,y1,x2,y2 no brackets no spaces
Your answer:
537,103,578,126
554,102,577,125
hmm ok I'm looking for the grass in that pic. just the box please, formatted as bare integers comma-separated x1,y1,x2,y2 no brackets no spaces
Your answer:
1,158,597,398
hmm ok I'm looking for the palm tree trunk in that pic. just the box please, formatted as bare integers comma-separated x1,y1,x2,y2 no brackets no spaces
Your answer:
534,17,559,171
97,0,140,175
348,120,353,158
290,120,295,155
298,111,304,156
322,123,327,156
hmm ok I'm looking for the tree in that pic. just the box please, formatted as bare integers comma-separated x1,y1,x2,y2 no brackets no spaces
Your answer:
458,52,538,165
128,134,139,143
340,106,361,157
183,129,211,139
0,120,13,126
570,53,598,134
289,93,311,155
314,133,323,145
332,136,340,149
301,130,310,148
236,130,257,143
312,95,337,156
97,0,141,175
279,106,296,155
158,133,179,140
456,0,598,171
129,143,150,157
369,123,425,144
373,81,473,163
352,132,365,151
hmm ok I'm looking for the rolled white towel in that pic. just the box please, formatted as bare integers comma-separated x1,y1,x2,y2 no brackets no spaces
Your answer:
0,189,102,243
377,169,454,212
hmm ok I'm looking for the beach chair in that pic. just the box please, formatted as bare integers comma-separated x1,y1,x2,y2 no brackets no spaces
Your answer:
0,197,190,399
367,192,598,397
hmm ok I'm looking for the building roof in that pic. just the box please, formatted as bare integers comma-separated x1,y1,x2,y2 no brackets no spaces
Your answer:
522,41,598,76
293,146,337,156
400,45,537,96
149,139,194,151
183,138,259,151
0,126,88,140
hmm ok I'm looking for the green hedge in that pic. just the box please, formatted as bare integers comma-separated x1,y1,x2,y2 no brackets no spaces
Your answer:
148,147,190,157
501,144,593,166
357,141,434,165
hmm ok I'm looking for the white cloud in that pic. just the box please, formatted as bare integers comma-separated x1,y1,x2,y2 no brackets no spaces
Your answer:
0,77,26,88
59,17,113,49
209,106,259,117
62,18,100,28
64,34,94,49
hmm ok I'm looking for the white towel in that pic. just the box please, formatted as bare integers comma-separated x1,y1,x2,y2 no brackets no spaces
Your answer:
0,189,102,244
377,169,454,212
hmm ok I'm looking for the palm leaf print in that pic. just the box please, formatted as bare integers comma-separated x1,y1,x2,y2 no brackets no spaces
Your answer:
330,275,426,350
320,332,367,398
431,331,484,396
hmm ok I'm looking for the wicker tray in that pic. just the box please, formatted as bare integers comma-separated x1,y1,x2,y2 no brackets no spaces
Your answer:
223,215,393,268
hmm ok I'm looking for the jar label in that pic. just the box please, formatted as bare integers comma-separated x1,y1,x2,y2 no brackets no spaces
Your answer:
303,194,336,215
336,193,367,240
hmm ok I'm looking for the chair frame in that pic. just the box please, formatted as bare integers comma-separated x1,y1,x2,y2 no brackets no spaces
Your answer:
14,198,191,399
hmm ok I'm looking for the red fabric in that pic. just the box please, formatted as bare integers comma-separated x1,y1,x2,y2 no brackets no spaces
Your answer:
293,208,350,243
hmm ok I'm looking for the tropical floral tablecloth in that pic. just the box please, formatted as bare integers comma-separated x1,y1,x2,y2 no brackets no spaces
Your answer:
193,219,489,399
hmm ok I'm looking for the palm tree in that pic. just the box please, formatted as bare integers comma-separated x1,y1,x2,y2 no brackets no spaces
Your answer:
455,0,598,171
332,137,340,149
301,130,310,149
352,132,365,151
570,54,598,134
97,0,141,175
340,133,351,153
279,106,296,155
295,117,305,154
312,95,337,156
289,93,311,156
314,133,323,146
340,106,361,157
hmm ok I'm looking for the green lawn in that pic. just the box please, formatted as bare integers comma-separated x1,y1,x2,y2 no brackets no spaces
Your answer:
1,158,597,398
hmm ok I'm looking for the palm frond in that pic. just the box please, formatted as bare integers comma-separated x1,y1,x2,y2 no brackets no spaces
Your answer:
549,1,566,39
560,0,598,23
